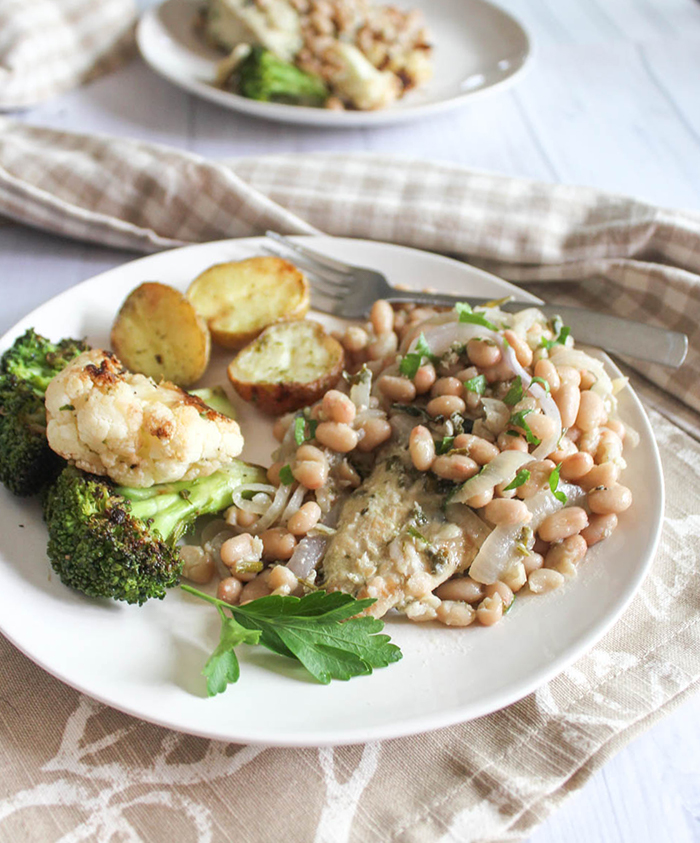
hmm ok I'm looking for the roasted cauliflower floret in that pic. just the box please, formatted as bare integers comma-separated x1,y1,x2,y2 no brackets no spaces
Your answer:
45,350,244,487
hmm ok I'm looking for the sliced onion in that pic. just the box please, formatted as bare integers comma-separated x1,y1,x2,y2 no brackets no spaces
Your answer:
445,503,491,546
287,536,327,578
530,384,563,459
281,483,306,523
233,483,276,514
549,347,614,397
480,397,510,436
349,366,373,410
469,482,585,584
255,482,293,531
452,450,534,504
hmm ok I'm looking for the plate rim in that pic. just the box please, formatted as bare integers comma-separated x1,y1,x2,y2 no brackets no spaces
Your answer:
0,236,664,747
135,0,533,128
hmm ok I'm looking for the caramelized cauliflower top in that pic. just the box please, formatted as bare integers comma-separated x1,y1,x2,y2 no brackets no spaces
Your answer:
45,350,244,487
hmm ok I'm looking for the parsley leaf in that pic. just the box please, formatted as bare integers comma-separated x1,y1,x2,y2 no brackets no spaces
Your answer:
182,587,403,691
548,464,567,504
508,409,542,446
201,607,261,696
399,332,436,378
436,435,455,455
540,319,571,351
279,464,294,485
464,374,486,395
294,416,307,445
503,376,524,406
455,302,498,331
530,376,551,393
503,468,531,490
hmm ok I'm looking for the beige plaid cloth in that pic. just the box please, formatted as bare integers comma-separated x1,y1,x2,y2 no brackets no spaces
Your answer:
1,118,700,843
0,0,135,110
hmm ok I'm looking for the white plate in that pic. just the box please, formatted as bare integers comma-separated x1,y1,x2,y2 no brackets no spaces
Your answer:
136,0,532,127
0,237,663,747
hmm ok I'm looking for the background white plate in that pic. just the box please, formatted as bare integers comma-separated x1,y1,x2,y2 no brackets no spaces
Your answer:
137,0,532,127
0,237,662,747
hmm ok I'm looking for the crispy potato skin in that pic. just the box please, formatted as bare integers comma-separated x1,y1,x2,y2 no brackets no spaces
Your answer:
187,257,310,349
110,282,210,387
227,320,344,415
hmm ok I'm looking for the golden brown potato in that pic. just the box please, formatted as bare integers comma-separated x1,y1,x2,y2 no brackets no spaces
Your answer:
111,282,211,387
187,257,310,349
227,320,344,415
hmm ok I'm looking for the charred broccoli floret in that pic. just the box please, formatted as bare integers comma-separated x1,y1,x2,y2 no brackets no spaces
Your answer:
232,47,328,106
43,461,266,605
0,329,87,496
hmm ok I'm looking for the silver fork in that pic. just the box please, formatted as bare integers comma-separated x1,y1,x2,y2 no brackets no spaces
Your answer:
263,231,688,368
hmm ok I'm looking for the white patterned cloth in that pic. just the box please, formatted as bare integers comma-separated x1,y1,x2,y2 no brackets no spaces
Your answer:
0,0,135,110
0,117,699,843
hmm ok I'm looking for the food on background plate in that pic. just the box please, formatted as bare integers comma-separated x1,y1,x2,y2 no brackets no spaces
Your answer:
203,0,433,111
111,282,211,387
227,319,344,414
187,256,310,349
45,348,244,487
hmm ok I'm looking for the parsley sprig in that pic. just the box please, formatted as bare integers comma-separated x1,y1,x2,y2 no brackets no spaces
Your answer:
503,376,524,406
464,374,486,395
540,316,571,351
294,415,318,446
399,332,437,378
508,409,542,446
503,468,531,490
182,586,403,695
455,302,498,331
548,464,567,504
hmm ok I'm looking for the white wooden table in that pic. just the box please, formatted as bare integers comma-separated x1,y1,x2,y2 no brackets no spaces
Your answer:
2,1,700,840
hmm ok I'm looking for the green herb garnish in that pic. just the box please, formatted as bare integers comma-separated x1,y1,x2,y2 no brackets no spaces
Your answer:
503,468,531,490
181,587,403,695
399,332,437,379
548,463,567,504
540,318,571,351
503,376,524,406
508,409,541,446
464,374,486,395
279,464,294,485
293,415,318,446
455,302,498,331
436,435,455,455
407,525,430,544
530,376,551,393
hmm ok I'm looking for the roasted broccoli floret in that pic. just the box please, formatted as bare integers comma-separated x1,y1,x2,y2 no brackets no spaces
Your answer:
43,461,266,605
232,46,328,106
0,330,87,496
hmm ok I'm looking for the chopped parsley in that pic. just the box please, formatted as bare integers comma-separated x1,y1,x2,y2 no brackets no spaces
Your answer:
530,376,551,393
455,302,498,331
540,316,571,351
508,409,541,446
548,464,567,504
503,468,531,491
294,415,318,446
464,374,486,395
399,332,437,379
279,464,294,485
503,376,524,406
435,435,455,455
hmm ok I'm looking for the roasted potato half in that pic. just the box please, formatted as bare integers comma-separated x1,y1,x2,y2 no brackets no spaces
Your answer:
111,282,211,387
227,320,344,415
187,257,310,349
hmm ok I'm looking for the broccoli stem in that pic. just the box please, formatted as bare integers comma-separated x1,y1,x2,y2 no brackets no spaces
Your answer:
117,461,265,544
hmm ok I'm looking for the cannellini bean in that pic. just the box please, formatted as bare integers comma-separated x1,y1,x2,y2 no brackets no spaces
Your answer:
273,415,293,442
476,593,504,626
502,561,527,592
523,552,544,575
267,461,284,485
261,528,297,561
292,459,329,489
467,338,502,368
576,390,607,431
516,460,556,500
503,329,533,367
268,564,299,595
497,433,529,452
533,358,561,392
436,601,476,627
315,421,358,453
370,299,394,335
217,577,243,605
605,418,626,441
435,577,484,603
287,501,322,536
368,331,398,361
596,429,623,465
581,513,619,545
357,417,392,452
240,570,272,604
544,534,587,571
342,325,369,352
453,433,499,465
413,363,436,394
485,580,514,608
337,459,361,488
538,507,588,542
556,365,581,387
579,369,596,390
549,437,579,464
409,425,435,471
528,568,564,594
525,412,558,444
431,377,464,399
464,489,494,509
432,454,480,482
588,484,632,515
484,498,531,526
231,508,259,529
427,394,466,417
221,533,263,569
554,382,581,428
579,462,620,491
560,451,595,481
578,428,602,456
180,546,215,584
378,374,417,403
322,390,356,424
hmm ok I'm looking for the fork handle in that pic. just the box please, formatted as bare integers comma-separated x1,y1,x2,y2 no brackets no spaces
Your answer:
383,291,688,368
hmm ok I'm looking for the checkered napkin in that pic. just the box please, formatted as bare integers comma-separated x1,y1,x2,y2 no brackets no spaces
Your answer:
0,0,135,110
1,119,700,843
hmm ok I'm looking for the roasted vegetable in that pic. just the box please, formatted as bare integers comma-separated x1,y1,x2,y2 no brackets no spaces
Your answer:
111,282,211,387
229,46,328,106
227,319,344,414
